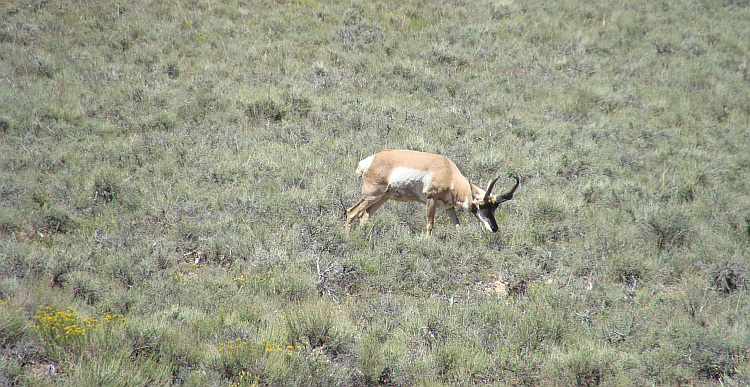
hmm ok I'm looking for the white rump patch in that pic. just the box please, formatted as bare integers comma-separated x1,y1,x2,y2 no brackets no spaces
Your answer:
356,155,374,179
387,167,433,202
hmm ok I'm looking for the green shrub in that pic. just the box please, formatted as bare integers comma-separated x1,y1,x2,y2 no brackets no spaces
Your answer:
91,170,124,205
689,336,743,382
434,339,491,384
64,354,172,387
282,346,356,387
41,207,77,235
641,209,693,251
1,0,749,384
0,239,35,279
31,306,126,364
217,336,301,381
69,272,104,305
359,334,395,385
286,299,353,356
711,256,749,294
245,98,287,121
0,300,27,347
608,254,648,287
543,341,613,387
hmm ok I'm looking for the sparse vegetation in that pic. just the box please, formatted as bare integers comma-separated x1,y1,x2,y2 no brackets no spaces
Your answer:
1,0,749,385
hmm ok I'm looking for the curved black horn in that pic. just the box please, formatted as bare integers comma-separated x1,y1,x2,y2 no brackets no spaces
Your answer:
497,174,520,202
484,175,501,202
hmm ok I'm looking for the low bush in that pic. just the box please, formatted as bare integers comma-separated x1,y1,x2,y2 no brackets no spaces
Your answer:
711,256,750,294
0,0,748,384
641,208,693,251
0,300,27,348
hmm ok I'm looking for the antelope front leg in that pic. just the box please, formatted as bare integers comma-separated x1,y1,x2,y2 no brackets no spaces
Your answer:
425,199,439,235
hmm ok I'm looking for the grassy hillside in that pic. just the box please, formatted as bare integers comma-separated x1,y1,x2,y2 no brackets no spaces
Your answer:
1,0,749,385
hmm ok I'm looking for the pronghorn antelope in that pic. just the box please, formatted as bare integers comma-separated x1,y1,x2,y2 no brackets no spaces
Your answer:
345,149,519,236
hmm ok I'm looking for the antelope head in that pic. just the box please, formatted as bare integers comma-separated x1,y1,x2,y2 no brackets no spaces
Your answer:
471,174,520,233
